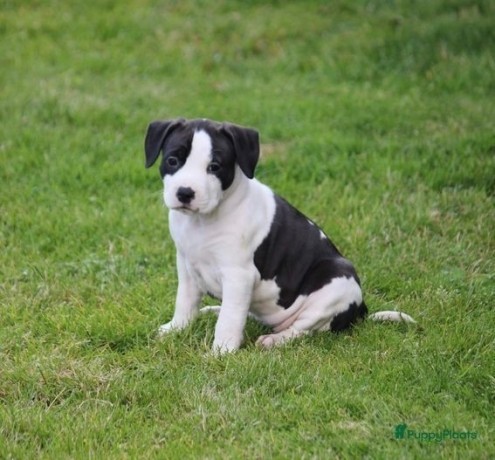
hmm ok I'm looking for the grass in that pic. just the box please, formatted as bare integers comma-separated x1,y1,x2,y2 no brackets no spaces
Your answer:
1,0,494,458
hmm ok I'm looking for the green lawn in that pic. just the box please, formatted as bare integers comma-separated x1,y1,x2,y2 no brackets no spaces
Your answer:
1,0,494,458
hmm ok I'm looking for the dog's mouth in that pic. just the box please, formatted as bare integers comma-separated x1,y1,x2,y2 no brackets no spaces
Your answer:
171,205,199,214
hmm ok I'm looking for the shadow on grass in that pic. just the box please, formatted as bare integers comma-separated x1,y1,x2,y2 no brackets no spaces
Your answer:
80,328,156,353
77,310,422,356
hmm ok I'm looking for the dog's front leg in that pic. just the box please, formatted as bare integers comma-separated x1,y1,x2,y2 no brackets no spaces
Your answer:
158,251,201,337
212,268,254,354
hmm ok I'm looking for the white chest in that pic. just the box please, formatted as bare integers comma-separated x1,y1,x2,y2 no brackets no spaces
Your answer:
186,253,223,298
167,178,278,303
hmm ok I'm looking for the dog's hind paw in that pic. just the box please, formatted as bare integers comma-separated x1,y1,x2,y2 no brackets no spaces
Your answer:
256,334,278,348
256,327,308,348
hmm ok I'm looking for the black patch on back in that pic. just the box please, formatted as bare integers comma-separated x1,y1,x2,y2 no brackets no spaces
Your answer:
254,195,361,311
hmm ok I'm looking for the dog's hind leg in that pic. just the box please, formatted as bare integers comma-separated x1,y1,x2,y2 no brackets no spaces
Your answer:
256,277,363,348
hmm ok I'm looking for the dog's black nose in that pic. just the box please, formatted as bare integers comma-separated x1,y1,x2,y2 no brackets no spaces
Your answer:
176,187,195,204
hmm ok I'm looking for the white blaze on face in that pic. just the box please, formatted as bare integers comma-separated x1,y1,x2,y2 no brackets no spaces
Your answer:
163,130,224,214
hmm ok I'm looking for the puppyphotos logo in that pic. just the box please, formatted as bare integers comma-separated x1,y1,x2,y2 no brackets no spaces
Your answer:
394,424,478,442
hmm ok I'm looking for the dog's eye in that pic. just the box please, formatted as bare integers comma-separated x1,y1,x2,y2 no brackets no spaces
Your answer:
166,156,179,167
207,162,221,173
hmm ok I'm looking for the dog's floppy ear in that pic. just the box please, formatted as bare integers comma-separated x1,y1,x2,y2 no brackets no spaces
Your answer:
221,123,260,179
144,119,185,168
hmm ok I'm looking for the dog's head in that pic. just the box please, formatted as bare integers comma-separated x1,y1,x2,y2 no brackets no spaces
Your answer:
145,118,260,214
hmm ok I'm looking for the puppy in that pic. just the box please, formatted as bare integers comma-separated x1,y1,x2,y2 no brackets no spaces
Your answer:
144,118,415,354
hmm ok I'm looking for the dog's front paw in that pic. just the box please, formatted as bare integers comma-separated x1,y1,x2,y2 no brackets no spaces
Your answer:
212,336,242,355
157,321,182,338
210,344,237,356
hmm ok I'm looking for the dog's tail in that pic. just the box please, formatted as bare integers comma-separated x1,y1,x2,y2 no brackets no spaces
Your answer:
368,310,416,324
199,306,222,315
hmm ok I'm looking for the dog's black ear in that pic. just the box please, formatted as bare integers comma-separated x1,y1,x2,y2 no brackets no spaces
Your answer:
221,123,260,179
144,119,185,168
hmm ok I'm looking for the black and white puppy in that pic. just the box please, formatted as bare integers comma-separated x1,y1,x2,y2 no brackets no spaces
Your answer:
144,118,414,354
